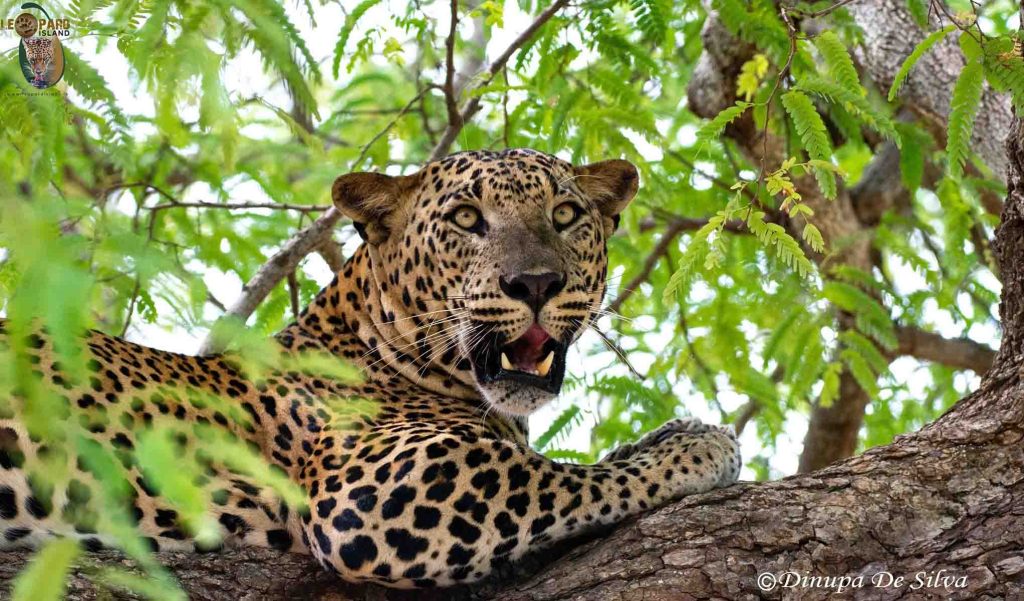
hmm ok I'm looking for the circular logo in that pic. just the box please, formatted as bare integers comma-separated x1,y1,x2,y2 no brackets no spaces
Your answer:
14,12,38,38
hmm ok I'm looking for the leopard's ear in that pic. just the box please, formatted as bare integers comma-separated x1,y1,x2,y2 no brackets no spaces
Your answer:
332,171,420,244
574,159,639,234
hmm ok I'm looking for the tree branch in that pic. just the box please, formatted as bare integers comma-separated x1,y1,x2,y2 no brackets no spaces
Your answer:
610,215,751,313
443,0,463,128
895,325,997,374
429,0,570,161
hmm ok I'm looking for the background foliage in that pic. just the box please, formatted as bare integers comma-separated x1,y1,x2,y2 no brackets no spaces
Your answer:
0,0,1019,597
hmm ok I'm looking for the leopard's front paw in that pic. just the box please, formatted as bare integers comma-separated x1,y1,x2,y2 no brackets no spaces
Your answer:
600,417,711,463
643,424,741,498
598,417,712,460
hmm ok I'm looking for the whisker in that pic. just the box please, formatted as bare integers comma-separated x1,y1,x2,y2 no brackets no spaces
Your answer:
359,311,468,360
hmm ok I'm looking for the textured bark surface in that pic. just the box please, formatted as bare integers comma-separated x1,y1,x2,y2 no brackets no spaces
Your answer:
846,1,1013,180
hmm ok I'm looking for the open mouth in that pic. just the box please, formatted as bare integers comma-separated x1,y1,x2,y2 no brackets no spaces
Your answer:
473,324,568,393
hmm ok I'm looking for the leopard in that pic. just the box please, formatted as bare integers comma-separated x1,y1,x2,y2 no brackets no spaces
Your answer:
0,148,741,588
22,36,56,88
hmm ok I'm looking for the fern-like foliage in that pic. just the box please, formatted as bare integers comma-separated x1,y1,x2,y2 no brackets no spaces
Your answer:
984,36,1024,110
814,31,861,96
797,75,900,146
888,25,956,101
333,0,381,77
747,211,815,278
663,216,723,301
630,0,670,45
535,406,583,451
822,281,897,349
896,123,928,193
781,90,836,198
696,101,752,146
946,59,984,180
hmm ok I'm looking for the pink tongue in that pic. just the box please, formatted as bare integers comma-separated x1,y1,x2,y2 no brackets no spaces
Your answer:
511,324,550,369
522,324,550,347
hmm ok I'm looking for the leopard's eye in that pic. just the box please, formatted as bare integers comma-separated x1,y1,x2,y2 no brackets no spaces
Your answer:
552,202,581,230
450,205,485,233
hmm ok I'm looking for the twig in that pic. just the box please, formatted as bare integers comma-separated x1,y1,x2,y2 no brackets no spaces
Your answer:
679,313,719,396
607,219,690,314
119,280,141,338
355,86,438,170
732,400,759,435
755,6,798,211
443,0,463,128
150,200,328,213
287,271,301,319
430,0,571,161
317,240,346,274
206,292,227,312
789,0,858,19
665,149,756,202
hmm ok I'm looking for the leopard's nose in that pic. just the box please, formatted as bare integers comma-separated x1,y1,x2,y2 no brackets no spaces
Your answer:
499,271,566,314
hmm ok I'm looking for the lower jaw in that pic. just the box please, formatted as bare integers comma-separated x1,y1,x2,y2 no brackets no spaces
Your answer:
477,383,558,417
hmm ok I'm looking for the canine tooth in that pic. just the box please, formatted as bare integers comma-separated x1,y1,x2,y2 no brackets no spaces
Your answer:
501,353,513,371
537,351,555,377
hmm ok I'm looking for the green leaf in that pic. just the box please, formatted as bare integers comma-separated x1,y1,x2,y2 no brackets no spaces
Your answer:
333,0,381,77
781,90,836,198
888,25,957,101
696,102,752,146
946,60,985,180
819,361,842,408
983,36,1024,109
12,539,80,601
802,223,825,253
822,281,897,349
797,75,900,145
535,406,582,450
897,123,926,193
814,31,862,96
747,211,816,278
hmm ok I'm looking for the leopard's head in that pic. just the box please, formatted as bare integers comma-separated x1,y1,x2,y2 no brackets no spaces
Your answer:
22,37,53,82
333,149,637,416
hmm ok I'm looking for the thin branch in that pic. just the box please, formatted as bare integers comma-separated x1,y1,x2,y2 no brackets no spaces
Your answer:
732,400,759,435
206,291,227,312
443,0,462,128
679,312,719,396
607,219,690,314
119,280,141,338
150,200,329,214
665,149,757,202
789,0,859,19
317,240,346,274
755,7,798,202
287,271,301,319
429,0,571,161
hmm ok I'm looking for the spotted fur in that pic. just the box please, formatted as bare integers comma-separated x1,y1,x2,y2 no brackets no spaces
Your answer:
0,149,740,588
22,37,55,88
